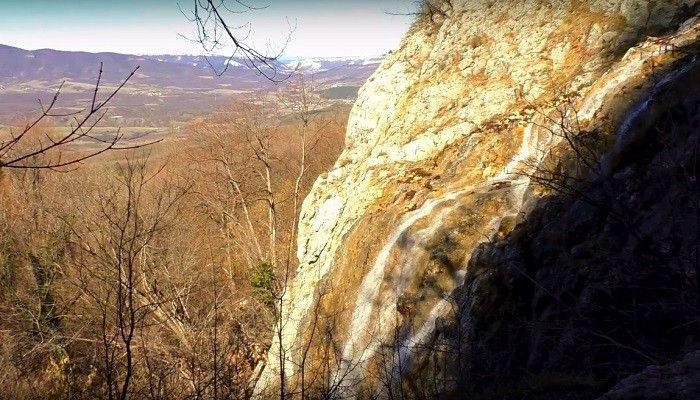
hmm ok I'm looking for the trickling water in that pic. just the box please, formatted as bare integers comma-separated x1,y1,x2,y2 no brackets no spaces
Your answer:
602,59,700,173
251,17,700,398
381,56,700,389
377,57,700,393
394,259,470,372
337,120,558,393
398,121,557,356
388,211,523,386
338,190,469,383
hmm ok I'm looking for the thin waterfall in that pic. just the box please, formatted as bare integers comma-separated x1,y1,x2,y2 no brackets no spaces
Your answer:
391,120,558,373
379,56,700,384
337,119,558,392
338,189,469,383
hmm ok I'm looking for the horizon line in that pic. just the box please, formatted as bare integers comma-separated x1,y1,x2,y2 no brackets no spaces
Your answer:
1,43,391,60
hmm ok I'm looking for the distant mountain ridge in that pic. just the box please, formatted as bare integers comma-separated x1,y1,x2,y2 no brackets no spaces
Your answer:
0,44,382,126
0,44,382,88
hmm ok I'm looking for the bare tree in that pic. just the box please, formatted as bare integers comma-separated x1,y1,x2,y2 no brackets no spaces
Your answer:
182,0,292,80
0,63,157,171
70,156,186,400
188,72,352,398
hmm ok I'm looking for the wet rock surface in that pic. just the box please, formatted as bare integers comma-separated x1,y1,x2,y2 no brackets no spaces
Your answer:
254,1,700,397
451,77,700,399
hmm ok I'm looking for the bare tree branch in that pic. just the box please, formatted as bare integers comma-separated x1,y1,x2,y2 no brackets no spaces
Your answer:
0,63,161,170
181,0,294,81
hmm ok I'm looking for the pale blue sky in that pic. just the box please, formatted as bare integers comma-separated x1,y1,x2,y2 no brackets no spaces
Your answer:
0,0,415,57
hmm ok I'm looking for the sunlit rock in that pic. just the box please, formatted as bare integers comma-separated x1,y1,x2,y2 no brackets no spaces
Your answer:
254,1,700,397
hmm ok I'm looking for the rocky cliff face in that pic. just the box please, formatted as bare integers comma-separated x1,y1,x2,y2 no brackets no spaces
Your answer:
255,1,700,398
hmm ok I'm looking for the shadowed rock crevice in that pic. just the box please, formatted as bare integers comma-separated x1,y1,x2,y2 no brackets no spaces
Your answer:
440,70,700,399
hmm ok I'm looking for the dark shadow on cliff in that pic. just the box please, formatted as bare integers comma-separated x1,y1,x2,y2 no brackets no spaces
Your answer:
432,81,700,400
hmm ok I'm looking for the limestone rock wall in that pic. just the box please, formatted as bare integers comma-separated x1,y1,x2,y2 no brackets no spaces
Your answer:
254,1,700,396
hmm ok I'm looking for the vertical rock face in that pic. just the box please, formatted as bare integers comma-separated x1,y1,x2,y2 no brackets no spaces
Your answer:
255,0,700,397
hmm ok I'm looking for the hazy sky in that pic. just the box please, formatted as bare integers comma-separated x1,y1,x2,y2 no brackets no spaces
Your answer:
0,0,415,57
